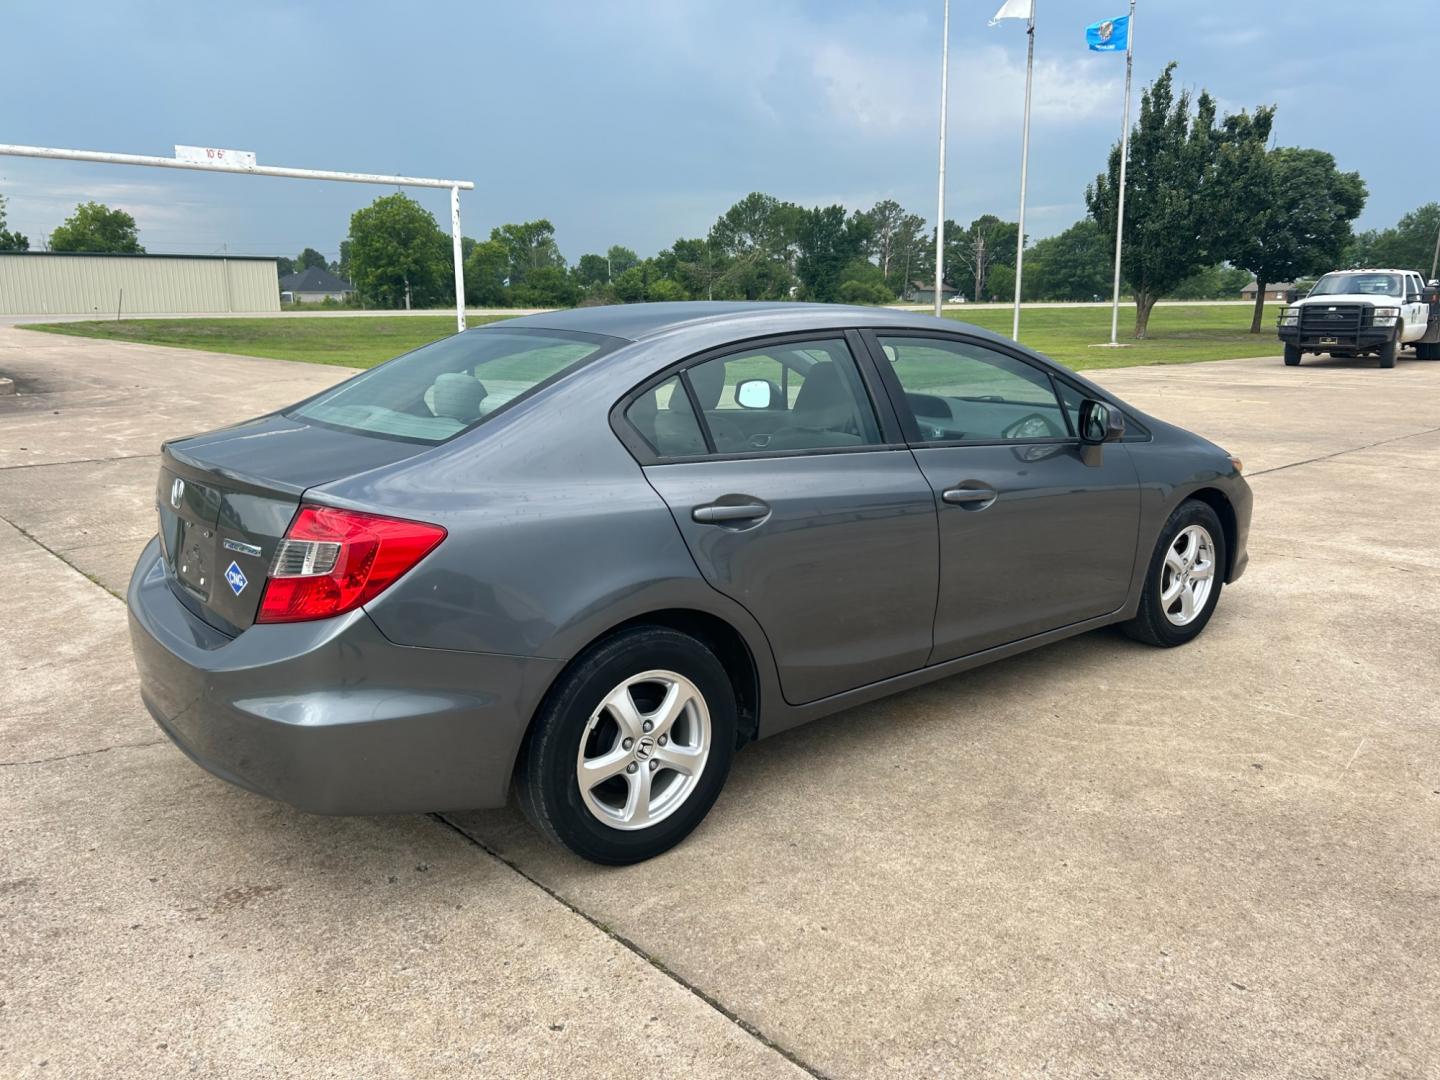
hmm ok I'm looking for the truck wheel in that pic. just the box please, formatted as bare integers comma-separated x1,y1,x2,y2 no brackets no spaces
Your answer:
1379,336,1398,369
1418,341,1440,361
1283,344,1301,366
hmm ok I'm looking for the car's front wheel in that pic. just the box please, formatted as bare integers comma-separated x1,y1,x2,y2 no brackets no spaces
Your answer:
1121,499,1227,648
1283,343,1301,366
1379,335,1398,368
515,627,736,864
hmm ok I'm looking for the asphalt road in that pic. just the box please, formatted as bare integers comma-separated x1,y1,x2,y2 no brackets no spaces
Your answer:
2,325,1437,1079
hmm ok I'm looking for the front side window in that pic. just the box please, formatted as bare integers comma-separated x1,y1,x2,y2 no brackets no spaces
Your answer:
290,329,613,443
680,338,883,454
877,335,1068,443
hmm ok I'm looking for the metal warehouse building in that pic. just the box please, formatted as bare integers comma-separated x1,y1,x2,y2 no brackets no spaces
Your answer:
0,252,280,316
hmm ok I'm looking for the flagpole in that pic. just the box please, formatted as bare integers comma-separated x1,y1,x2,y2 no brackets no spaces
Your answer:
934,0,950,318
1011,3,1035,341
1107,0,1136,345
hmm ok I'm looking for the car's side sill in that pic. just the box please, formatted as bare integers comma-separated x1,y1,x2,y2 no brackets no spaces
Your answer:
757,611,1122,739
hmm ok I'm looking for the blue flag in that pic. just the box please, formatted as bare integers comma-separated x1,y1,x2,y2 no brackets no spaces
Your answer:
1086,15,1130,52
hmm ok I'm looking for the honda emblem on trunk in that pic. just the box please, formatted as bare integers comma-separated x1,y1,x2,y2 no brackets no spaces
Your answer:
170,477,185,509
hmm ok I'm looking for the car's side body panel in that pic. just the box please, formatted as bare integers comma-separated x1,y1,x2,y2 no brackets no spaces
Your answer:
641,449,940,704
910,441,1141,662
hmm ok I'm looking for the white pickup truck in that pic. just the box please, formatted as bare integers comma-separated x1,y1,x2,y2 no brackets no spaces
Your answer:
1277,269,1440,368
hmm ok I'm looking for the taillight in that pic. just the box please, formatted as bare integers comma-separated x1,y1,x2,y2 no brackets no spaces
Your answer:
256,506,446,624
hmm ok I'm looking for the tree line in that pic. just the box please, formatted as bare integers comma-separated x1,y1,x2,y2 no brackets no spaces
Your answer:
3,63,1436,338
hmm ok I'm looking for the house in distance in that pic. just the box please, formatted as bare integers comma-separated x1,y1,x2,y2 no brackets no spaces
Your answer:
279,266,355,304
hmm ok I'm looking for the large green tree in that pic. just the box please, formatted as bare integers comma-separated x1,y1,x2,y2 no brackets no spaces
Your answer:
295,246,329,272
1225,146,1367,331
0,193,29,251
50,202,143,253
1087,63,1225,337
948,214,1018,301
654,237,719,300
573,253,610,288
463,238,511,306
347,193,449,308
606,245,639,279
794,205,871,302
1351,203,1440,277
1024,220,1111,301
708,192,797,300
491,220,565,286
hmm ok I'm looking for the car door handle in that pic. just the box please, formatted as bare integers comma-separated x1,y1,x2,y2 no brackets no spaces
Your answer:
692,502,770,524
942,485,997,507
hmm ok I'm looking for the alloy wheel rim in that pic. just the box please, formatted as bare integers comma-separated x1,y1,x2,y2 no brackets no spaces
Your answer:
575,670,711,831
1160,524,1216,627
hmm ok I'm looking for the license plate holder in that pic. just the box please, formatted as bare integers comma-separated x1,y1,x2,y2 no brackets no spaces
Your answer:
1319,336,1339,346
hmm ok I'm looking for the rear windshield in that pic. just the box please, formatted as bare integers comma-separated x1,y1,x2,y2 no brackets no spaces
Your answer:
1310,273,1403,298
289,328,615,443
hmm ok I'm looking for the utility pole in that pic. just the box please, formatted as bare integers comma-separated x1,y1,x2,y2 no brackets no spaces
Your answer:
1106,0,1137,345
933,0,951,318
1011,2,1036,339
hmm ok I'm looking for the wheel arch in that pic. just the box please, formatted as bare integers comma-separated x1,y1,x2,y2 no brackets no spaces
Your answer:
1184,486,1238,581
513,607,763,787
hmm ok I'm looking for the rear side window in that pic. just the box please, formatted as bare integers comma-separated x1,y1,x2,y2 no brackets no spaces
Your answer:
682,338,882,454
625,375,706,457
290,328,613,444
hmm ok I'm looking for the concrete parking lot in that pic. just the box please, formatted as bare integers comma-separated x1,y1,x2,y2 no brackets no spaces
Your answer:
2,323,1437,1079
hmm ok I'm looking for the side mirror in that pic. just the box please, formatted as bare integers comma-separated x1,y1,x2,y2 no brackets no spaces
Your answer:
735,379,774,409
1078,399,1125,445
1407,293,1421,304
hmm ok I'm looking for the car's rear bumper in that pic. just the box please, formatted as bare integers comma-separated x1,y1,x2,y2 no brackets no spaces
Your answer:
127,537,561,814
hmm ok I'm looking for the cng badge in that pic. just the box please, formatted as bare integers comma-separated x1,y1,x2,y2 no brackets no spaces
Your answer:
224,561,248,597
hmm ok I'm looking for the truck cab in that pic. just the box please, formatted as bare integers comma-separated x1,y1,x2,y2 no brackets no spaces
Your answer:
1277,269,1439,368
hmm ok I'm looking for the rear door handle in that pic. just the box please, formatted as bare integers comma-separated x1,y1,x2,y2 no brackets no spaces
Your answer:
942,485,997,508
692,501,770,524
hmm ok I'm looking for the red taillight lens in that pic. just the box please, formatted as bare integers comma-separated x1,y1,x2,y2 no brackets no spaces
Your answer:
256,506,446,624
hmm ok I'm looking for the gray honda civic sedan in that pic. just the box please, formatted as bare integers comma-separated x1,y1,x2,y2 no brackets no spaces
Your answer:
128,303,1250,863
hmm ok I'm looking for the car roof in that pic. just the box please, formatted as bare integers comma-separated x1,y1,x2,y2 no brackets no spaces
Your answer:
486,301,991,344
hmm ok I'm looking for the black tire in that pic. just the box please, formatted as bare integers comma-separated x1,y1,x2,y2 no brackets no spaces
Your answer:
515,626,737,864
1417,340,1440,361
1379,335,1398,368
1283,343,1301,366
1121,499,1227,648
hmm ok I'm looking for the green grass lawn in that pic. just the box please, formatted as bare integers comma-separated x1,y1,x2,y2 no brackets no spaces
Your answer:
22,315,512,368
22,304,1284,372
940,304,1282,369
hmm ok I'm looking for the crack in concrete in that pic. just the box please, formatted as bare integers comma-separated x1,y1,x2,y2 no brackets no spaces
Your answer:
1248,425,1440,478
0,452,157,473
0,512,125,601
432,812,833,1080
0,738,166,768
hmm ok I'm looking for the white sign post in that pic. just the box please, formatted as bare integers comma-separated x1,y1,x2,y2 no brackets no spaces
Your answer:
0,142,475,332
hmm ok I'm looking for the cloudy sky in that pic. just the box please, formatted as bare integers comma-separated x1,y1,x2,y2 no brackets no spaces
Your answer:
2,1,1431,263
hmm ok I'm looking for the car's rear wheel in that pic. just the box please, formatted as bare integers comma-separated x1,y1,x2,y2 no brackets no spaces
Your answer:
1379,335,1398,368
515,626,736,864
1283,343,1301,366
1121,500,1226,648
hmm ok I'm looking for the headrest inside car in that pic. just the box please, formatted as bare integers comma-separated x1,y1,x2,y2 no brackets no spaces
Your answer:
430,373,488,421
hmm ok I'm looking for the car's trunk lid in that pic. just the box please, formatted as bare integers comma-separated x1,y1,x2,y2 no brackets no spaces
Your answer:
156,414,429,633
